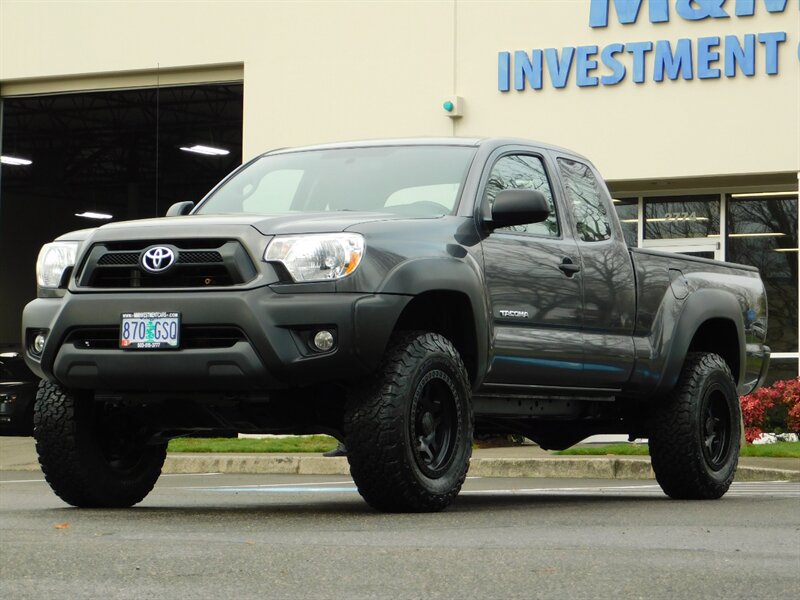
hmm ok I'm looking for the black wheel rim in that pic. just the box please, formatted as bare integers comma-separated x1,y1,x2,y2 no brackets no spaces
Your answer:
701,385,732,470
410,369,459,478
94,404,150,471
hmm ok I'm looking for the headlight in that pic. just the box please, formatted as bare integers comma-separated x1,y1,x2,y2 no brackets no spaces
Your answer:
264,233,365,282
36,242,78,288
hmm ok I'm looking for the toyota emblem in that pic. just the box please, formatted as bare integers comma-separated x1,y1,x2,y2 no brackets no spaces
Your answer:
141,246,176,273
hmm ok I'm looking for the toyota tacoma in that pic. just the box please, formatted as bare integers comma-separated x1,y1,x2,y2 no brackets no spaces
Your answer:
23,138,770,511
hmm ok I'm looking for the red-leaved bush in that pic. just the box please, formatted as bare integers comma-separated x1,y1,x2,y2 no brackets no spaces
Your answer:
739,378,800,443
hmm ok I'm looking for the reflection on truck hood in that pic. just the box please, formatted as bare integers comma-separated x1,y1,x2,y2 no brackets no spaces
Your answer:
65,212,425,239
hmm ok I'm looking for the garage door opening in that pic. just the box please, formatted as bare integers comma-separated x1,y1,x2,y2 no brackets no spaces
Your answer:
0,83,244,344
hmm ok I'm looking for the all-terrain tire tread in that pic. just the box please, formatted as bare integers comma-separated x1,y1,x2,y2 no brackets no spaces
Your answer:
344,331,472,512
34,381,165,508
648,352,739,500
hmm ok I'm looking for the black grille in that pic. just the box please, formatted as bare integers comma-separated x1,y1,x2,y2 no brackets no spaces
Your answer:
77,240,256,288
65,326,247,349
97,252,139,266
178,251,223,264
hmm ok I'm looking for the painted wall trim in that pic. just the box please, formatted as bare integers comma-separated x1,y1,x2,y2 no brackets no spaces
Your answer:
0,63,244,97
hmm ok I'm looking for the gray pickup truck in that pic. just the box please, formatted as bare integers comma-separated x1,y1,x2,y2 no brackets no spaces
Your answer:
23,138,770,512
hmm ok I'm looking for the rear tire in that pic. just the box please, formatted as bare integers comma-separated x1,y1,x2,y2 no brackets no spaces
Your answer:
649,352,740,500
344,332,473,512
34,381,166,507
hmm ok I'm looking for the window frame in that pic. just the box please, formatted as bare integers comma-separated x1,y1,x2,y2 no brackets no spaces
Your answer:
555,156,619,245
476,148,564,241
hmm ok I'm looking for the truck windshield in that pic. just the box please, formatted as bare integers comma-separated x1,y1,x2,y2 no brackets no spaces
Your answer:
195,145,476,218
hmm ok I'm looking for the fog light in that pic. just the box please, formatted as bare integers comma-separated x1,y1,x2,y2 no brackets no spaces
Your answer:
313,330,335,352
33,334,46,354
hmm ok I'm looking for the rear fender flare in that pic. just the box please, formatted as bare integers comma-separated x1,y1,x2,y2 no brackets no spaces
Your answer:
656,289,744,396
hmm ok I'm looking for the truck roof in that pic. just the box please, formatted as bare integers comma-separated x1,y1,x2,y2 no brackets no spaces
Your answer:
263,137,589,162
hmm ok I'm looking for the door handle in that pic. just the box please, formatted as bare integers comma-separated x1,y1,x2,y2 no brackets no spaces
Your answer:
558,257,581,277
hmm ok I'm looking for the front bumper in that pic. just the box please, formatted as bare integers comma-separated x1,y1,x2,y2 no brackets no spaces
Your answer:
23,287,410,391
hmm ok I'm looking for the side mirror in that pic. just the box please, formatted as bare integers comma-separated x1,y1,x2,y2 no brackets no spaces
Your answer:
487,189,549,229
166,201,194,217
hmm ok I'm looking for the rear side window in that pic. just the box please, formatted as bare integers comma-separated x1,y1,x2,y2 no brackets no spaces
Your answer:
558,158,611,242
483,154,559,237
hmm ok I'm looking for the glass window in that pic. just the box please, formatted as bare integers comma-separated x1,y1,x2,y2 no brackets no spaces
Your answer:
764,357,799,387
644,195,720,239
727,193,798,353
557,158,611,242
483,154,559,236
613,197,638,247
242,169,304,213
386,183,461,208
199,146,476,218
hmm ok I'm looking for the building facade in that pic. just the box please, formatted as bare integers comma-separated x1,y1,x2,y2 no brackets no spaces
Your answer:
1,0,798,381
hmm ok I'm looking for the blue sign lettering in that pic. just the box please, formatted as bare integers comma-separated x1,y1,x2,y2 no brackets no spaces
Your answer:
576,45,601,86
675,0,729,21
601,44,628,84
626,41,654,83
697,36,723,78
515,50,543,90
758,31,787,73
735,0,789,16
653,38,693,81
545,47,575,88
498,1,795,92
498,52,510,91
589,0,790,26
724,34,756,75
590,0,669,27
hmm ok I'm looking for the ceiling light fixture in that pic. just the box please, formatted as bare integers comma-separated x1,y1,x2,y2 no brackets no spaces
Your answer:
1,155,33,166
75,211,113,220
643,217,710,223
730,191,797,198
728,232,786,238
775,248,799,252
179,145,230,156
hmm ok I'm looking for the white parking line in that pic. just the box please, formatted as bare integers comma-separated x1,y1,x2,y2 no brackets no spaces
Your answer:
161,472,222,477
185,481,800,497
178,479,355,490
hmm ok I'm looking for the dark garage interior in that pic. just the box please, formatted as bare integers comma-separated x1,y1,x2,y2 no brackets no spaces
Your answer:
0,82,244,345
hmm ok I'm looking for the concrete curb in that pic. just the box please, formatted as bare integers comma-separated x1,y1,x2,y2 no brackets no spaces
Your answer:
158,454,800,482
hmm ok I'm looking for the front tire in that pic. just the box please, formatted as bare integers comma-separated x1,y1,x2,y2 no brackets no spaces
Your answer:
649,352,740,499
34,381,166,507
344,332,473,512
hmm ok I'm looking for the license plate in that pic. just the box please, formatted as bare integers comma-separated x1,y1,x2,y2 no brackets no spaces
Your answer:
120,312,180,350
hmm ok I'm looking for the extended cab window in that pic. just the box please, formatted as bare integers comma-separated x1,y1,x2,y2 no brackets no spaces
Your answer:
558,158,611,242
484,154,559,237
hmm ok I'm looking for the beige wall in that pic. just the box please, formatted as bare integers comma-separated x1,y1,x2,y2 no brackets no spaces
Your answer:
1,0,798,182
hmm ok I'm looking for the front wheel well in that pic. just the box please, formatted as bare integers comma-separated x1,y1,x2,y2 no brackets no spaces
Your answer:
393,290,478,386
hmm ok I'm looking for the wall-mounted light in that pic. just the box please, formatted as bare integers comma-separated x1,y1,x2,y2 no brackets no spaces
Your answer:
179,145,230,156
775,248,799,252
75,211,113,220
442,97,463,118
1,155,32,166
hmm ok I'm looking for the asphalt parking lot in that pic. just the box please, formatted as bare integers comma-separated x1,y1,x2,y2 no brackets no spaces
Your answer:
1,472,798,599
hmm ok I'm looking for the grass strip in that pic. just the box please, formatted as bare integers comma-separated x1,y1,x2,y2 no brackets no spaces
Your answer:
167,435,338,454
555,441,800,458
167,437,799,458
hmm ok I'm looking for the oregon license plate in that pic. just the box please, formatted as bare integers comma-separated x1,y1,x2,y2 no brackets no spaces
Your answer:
120,312,180,349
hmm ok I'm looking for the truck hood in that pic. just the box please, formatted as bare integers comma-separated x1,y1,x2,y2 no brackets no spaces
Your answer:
57,212,427,242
